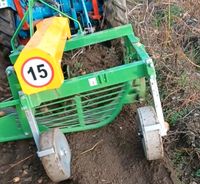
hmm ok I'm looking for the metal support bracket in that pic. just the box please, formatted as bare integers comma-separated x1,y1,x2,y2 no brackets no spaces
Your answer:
37,148,55,158
144,124,161,132
24,108,40,149
146,58,168,136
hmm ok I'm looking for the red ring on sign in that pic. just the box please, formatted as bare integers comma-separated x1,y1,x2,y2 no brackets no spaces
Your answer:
21,57,54,88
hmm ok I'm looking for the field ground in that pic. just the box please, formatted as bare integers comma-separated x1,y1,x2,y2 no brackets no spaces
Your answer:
0,0,199,183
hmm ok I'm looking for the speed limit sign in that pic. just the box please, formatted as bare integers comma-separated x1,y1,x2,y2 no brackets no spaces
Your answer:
21,57,54,88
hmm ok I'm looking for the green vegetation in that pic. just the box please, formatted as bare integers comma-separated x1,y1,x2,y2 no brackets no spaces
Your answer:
153,4,183,28
168,109,188,126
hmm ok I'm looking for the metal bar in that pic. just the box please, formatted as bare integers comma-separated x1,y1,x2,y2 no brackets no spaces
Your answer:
48,120,79,128
149,76,167,136
60,114,116,132
35,103,76,116
0,100,20,109
39,117,79,126
82,95,121,107
82,90,122,103
84,102,118,113
80,0,93,32
38,112,78,125
11,10,29,50
24,109,40,149
28,0,34,36
27,61,147,108
127,35,149,61
37,148,54,158
83,108,114,118
85,115,111,124
38,97,74,109
53,122,80,129
75,96,85,126
80,84,123,97
144,124,161,132
65,24,134,51
36,109,77,121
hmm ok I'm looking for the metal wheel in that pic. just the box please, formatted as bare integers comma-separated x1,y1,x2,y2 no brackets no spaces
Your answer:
136,106,164,160
39,128,71,182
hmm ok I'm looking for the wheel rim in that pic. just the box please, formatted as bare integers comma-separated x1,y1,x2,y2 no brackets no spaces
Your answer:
136,106,164,160
40,128,71,182
54,129,71,176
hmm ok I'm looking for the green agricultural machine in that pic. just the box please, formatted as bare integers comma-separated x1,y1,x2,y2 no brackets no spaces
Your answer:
0,0,168,182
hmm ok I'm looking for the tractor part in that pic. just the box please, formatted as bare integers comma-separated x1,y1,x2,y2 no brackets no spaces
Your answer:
13,0,29,30
39,128,71,182
14,16,71,95
1,0,104,41
103,0,128,60
0,8,15,56
80,0,93,33
90,0,101,20
136,106,164,160
104,0,128,27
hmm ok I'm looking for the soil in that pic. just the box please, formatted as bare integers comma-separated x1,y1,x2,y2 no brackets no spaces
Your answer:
0,106,180,184
1,1,199,184
62,44,122,79
0,43,181,184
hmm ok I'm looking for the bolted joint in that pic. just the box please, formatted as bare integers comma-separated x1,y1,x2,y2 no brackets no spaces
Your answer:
37,148,55,158
6,66,14,76
145,58,154,68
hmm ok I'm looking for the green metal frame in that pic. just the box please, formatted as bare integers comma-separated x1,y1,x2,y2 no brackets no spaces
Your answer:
0,24,155,142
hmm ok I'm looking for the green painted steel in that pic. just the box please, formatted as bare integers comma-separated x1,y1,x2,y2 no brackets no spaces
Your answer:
0,99,20,108
65,24,136,51
0,114,30,142
0,24,157,142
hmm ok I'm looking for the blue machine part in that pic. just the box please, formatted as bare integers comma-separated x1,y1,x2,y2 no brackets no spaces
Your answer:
16,1,55,38
13,0,104,39
0,0,16,10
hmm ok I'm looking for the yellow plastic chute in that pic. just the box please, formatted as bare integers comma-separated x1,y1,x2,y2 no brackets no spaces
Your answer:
14,16,71,95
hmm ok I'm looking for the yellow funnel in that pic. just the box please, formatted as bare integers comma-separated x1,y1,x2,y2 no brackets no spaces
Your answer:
14,16,71,95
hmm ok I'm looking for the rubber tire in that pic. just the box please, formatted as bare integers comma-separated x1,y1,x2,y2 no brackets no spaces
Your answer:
104,0,128,27
136,106,164,160
40,128,71,183
104,0,128,59
0,8,15,57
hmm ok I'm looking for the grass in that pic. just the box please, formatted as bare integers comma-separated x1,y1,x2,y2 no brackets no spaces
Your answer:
153,4,183,28
195,169,200,178
127,0,200,183
173,150,185,165
168,109,189,126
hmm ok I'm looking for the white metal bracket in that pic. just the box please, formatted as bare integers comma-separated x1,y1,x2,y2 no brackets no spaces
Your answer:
146,58,168,136
144,124,161,132
37,148,55,158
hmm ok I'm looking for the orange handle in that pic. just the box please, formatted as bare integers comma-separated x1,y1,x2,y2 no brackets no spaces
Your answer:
91,0,101,20
14,0,29,30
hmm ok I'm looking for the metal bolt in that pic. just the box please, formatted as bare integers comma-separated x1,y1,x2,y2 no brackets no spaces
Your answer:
146,58,154,68
25,132,29,136
138,132,143,138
